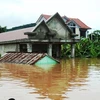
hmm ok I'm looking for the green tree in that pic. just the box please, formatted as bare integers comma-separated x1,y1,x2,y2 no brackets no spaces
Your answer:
88,30,100,41
75,38,100,58
61,30,100,58
0,26,7,33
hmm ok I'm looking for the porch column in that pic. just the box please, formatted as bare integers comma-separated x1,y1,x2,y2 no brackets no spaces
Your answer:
48,44,52,56
56,44,61,58
27,43,32,52
71,44,75,58
16,44,20,52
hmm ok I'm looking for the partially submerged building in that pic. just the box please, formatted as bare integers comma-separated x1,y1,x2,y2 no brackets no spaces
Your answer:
0,12,90,58
0,52,59,65
36,14,91,39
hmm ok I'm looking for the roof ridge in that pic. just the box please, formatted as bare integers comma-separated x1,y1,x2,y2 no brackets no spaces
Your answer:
42,14,51,16
68,17,78,19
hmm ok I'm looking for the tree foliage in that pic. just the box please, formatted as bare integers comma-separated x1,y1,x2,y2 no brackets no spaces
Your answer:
75,38,100,58
0,26,7,33
88,30,100,41
61,30,100,58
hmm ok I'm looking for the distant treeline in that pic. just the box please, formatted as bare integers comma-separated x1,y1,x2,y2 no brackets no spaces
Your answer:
0,23,36,33
7,23,36,31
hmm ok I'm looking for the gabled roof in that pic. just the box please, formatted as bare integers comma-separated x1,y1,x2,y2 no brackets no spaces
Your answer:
33,20,58,37
41,14,91,29
0,13,73,43
33,20,49,32
36,14,51,24
24,20,52,38
46,12,64,23
33,13,72,39
46,12,72,33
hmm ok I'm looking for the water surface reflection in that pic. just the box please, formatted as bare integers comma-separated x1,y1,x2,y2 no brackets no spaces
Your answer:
0,58,100,100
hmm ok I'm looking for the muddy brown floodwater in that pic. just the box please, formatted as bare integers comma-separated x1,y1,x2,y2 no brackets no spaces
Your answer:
0,58,100,100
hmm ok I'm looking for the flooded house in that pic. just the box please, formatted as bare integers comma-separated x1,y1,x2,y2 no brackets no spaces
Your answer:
36,13,91,39
0,12,90,58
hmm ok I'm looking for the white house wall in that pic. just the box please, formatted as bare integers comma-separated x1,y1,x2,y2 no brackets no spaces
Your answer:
0,44,18,56
35,25,49,39
75,27,80,39
47,18,71,39
36,25,48,33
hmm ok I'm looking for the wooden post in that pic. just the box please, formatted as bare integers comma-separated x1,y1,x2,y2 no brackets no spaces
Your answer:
48,44,52,56
71,44,75,58
27,43,32,52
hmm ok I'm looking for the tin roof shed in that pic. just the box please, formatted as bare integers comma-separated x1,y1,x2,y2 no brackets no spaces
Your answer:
0,53,59,65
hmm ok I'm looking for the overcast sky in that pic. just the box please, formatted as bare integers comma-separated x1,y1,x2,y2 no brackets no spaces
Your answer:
0,0,99,31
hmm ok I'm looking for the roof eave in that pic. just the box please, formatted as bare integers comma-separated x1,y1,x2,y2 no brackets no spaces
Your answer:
80,27,91,29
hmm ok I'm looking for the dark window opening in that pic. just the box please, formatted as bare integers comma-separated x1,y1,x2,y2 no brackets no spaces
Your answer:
19,44,27,52
52,44,61,58
32,44,48,53
68,22,76,34
80,29,86,37
71,27,75,33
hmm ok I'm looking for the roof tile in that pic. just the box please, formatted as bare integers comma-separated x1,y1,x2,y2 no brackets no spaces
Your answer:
42,14,51,19
42,14,91,29
68,18,91,29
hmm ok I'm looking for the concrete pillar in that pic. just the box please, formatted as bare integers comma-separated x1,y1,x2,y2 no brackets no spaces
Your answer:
56,44,61,58
56,49,59,57
27,43,32,52
48,44,52,56
16,44,20,52
1,45,5,56
71,44,75,58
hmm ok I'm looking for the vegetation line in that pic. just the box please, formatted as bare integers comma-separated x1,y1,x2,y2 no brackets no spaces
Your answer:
61,30,100,58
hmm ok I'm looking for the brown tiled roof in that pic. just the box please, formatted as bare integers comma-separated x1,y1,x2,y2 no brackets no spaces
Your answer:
42,14,91,29
0,52,46,65
68,18,91,29
42,14,51,20
0,27,34,42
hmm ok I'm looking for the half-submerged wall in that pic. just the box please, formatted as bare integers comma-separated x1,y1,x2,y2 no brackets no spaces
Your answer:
0,44,18,56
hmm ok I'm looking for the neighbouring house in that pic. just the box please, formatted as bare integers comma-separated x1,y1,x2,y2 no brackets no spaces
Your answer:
0,12,83,57
36,14,91,39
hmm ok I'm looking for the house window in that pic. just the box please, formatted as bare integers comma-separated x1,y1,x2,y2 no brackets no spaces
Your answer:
68,22,76,34
71,27,75,33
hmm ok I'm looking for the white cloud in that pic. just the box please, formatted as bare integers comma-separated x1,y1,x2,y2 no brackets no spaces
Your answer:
0,0,100,30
